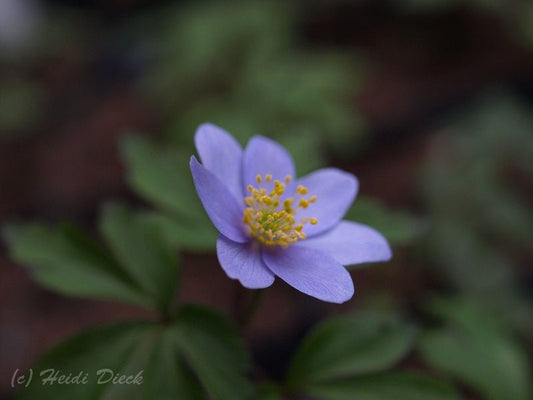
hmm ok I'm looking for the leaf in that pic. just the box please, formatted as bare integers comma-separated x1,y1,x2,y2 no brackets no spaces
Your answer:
175,304,254,400
427,220,515,295
120,134,203,219
141,1,291,104
419,297,532,400
142,327,203,400
100,203,178,314
0,78,44,135
277,128,326,176
287,313,417,388
120,134,220,253
256,383,283,400
17,322,203,400
3,223,149,307
98,327,159,400
138,211,217,252
420,94,533,337
519,3,533,48
137,0,366,156
306,372,462,400
346,196,423,246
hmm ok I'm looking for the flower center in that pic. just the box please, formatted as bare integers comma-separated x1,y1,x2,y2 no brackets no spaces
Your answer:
243,174,318,248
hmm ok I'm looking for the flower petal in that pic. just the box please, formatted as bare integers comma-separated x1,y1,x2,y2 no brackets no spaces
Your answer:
295,221,392,266
217,235,275,289
190,156,248,243
194,123,244,202
262,246,354,303
298,168,358,237
243,135,296,193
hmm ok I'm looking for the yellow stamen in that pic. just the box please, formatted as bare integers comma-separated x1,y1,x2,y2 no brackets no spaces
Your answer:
243,174,318,248
262,196,273,206
296,185,308,195
299,199,309,208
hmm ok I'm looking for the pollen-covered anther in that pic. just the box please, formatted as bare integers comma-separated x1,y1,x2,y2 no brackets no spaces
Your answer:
296,185,308,195
299,198,309,208
243,174,318,248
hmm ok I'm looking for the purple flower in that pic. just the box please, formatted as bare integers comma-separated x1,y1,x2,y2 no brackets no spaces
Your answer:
190,123,392,303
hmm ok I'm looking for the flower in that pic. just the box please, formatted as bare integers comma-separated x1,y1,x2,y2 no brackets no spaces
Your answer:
190,123,392,303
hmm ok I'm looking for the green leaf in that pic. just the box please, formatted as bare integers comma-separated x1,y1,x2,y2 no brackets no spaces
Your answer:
175,304,254,400
256,383,283,400
519,3,533,48
140,1,292,105
287,313,417,388
100,203,178,314
17,322,203,400
142,327,203,400
97,326,159,400
277,128,326,176
18,322,147,399
306,372,462,400
346,196,423,246
420,95,533,337
120,134,203,219
138,211,217,252
3,223,149,307
419,297,532,400
120,134,220,253
0,78,45,136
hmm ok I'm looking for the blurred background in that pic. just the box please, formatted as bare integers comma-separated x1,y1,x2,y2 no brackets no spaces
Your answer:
1,0,532,399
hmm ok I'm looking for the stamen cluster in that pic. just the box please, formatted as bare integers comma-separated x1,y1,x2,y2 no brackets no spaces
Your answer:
243,174,318,248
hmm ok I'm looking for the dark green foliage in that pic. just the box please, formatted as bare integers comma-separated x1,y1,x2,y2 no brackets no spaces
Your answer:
346,196,423,246
305,372,462,400
419,297,532,400
0,79,45,137
256,383,283,400
174,305,254,400
120,134,202,218
286,312,461,400
3,222,152,308
100,203,178,314
421,95,533,334
120,134,218,252
128,0,366,160
4,204,178,314
287,313,418,387
17,305,253,400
